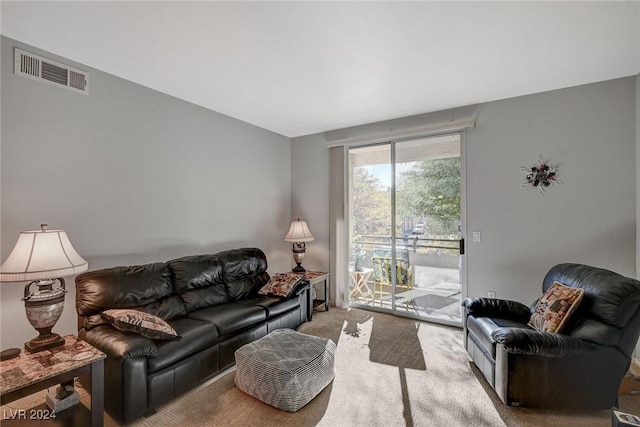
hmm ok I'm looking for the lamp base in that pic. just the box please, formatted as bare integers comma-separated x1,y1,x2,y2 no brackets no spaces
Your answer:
291,243,307,273
25,332,65,353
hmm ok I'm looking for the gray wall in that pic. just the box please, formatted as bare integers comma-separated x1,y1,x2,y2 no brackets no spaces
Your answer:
0,37,293,349
1,36,636,351
467,77,636,304
292,76,637,306
291,133,330,273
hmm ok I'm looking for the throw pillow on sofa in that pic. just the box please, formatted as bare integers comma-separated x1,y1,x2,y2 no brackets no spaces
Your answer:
102,309,182,341
528,281,584,333
259,273,304,298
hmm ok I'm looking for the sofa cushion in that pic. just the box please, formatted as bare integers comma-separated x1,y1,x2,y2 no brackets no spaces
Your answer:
218,248,270,301
76,263,187,326
102,309,181,341
529,281,584,333
146,317,219,373
167,255,230,311
177,284,230,313
258,273,304,298
187,303,267,336
167,255,224,293
226,273,270,301
239,295,303,318
218,248,268,282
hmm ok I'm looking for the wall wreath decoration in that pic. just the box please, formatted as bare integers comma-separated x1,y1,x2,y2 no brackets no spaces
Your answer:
521,155,562,196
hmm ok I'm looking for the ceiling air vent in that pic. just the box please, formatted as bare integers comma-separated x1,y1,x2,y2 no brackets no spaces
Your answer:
14,48,89,95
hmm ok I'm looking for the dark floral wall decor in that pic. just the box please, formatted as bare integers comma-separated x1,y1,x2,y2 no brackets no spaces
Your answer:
521,155,562,196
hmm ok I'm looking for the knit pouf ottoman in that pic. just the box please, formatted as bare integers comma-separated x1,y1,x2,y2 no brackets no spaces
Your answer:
234,328,336,412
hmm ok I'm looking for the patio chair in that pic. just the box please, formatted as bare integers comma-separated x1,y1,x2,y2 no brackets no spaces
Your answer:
371,248,414,306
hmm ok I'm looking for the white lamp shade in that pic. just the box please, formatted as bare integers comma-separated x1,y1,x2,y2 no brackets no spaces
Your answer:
0,228,88,282
284,219,314,243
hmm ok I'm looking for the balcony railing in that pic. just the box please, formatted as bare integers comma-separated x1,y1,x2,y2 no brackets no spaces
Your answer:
353,234,462,254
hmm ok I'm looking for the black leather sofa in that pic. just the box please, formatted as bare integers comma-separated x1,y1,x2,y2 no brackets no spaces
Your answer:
462,263,640,409
75,247,310,424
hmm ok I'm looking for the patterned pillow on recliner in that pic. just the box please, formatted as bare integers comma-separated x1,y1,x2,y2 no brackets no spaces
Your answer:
529,281,584,333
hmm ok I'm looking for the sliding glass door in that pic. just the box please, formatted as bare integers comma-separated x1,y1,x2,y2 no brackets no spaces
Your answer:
347,133,463,326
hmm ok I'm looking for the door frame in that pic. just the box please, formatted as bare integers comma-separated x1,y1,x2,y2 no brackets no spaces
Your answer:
344,130,467,327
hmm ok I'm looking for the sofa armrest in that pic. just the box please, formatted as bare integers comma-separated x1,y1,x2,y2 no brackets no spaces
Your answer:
80,325,158,359
297,281,312,322
295,280,310,297
492,327,596,357
462,297,531,322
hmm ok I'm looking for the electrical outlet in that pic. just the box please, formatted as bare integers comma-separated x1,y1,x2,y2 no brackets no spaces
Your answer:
488,291,496,298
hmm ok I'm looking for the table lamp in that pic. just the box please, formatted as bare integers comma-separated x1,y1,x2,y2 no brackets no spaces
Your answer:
0,224,88,355
284,218,314,273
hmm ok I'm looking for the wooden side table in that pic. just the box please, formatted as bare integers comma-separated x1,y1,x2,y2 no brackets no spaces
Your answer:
1,335,105,426
304,270,330,316
349,268,373,302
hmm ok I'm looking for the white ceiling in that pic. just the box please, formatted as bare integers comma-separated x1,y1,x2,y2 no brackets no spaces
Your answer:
1,1,639,138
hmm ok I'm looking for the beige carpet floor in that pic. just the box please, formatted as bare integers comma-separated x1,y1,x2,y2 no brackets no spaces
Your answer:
126,308,640,427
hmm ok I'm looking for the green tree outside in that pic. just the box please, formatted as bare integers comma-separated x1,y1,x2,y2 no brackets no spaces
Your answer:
397,157,460,236
352,167,391,238
351,157,460,257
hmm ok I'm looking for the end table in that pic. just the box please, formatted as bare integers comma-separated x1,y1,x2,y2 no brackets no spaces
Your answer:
304,270,330,317
1,335,105,426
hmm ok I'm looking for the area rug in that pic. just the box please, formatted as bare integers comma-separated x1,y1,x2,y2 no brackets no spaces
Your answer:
130,308,630,427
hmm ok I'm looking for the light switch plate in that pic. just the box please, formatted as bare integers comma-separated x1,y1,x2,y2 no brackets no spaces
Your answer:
473,231,481,242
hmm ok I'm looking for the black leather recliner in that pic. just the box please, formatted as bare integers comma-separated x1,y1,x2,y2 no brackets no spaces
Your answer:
463,263,640,409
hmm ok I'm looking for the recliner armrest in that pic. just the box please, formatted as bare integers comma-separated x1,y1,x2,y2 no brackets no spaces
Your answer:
80,325,158,359
462,297,531,322
492,327,596,357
